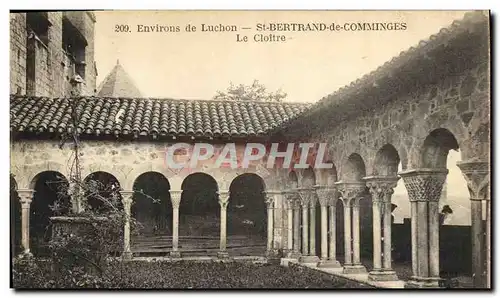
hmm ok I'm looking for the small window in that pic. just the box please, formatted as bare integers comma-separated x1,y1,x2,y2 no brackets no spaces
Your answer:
26,12,50,46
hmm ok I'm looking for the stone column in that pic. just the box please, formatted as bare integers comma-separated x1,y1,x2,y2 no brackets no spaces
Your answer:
68,180,83,214
298,188,315,263
291,193,302,258
169,190,182,258
336,181,367,274
120,190,134,260
308,190,320,262
399,168,448,288
17,189,35,256
457,161,490,288
284,191,294,257
316,185,341,268
365,176,399,281
217,190,230,259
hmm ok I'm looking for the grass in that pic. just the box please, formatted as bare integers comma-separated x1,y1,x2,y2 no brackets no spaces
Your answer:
108,260,373,289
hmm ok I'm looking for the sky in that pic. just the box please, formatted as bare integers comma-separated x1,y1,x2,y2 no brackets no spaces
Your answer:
93,10,472,224
93,10,470,102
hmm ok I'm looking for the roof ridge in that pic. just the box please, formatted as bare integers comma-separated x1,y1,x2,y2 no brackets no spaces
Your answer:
10,95,312,106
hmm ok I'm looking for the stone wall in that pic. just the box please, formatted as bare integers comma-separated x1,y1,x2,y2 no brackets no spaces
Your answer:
10,11,97,97
10,13,27,95
300,62,489,227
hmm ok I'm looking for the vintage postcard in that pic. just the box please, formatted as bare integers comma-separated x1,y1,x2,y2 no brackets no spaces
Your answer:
9,10,491,289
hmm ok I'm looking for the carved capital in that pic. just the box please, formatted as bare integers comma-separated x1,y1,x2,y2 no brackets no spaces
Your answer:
217,191,230,209
283,191,297,209
314,185,335,207
169,190,183,208
399,168,448,202
17,189,35,207
457,160,490,201
335,181,366,205
297,187,314,208
120,190,134,209
363,176,399,204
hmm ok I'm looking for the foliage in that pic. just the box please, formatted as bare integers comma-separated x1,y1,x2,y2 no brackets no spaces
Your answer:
13,260,371,289
213,80,287,102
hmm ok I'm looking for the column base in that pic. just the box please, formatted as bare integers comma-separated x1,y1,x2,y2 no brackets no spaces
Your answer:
217,251,230,259
266,249,280,257
298,255,320,263
405,276,442,288
368,270,399,281
18,250,33,259
170,251,182,259
122,251,133,260
317,259,342,268
287,251,302,259
343,264,367,274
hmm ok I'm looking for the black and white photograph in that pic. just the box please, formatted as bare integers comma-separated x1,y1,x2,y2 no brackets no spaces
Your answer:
8,9,491,289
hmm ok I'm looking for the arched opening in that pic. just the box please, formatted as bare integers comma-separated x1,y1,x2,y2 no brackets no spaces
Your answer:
343,154,371,267
372,144,405,275
131,172,172,254
30,171,70,256
288,171,299,189
421,128,459,169
336,198,345,261
10,175,21,256
84,171,122,214
420,129,471,285
301,166,316,188
180,172,219,256
228,173,267,256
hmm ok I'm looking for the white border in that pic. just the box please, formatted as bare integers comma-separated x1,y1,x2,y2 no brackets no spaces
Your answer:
2,1,498,297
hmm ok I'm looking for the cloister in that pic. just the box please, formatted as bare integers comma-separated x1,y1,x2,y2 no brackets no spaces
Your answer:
10,12,490,288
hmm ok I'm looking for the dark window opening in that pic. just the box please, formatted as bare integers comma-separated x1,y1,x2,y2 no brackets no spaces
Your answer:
62,17,87,80
26,12,50,46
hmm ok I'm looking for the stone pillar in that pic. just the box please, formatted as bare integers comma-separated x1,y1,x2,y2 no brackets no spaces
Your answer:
17,189,35,256
169,190,182,258
284,191,294,257
316,185,341,268
298,188,317,263
365,176,399,281
68,180,83,213
457,161,490,288
120,190,134,260
217,190,230,259
292,193,302,258
399,168,448,288
308,191,319,262
336,181,367,274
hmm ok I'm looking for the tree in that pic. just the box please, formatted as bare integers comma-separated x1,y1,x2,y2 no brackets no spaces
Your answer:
213,79,287,102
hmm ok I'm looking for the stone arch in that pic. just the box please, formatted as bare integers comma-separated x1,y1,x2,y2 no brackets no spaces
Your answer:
83,171,122,213
420,128,460,169
179,172,219,254
81,163,125,190
30,170,71,256
288,170,299,189
131,172,172,241
373,144,401,176
227,173,267,256
300,166,316,188
123,162,167,190
341,153,367,181
315,161,338,186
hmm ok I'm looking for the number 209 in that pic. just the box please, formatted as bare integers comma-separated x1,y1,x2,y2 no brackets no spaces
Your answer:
115,25,130,32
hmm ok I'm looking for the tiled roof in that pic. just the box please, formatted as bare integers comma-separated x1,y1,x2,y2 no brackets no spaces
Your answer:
97,60,142,98
10,96,311,140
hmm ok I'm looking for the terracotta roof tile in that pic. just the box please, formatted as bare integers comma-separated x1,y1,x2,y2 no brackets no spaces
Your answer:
10,96,311,140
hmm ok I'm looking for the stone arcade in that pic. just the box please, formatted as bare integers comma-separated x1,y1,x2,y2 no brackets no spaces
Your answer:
10,12,490,288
